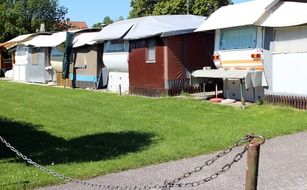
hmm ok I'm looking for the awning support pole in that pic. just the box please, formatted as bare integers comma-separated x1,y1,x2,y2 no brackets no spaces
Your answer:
215,83,218,99
203,82,207,100
119,84,122,96
240,79,246,109
225,78,229,99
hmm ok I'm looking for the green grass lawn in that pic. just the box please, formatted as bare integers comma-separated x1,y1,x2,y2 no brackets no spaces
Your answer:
1,80,307,190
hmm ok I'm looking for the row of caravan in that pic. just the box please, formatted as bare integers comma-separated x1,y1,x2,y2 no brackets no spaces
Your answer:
0,15,213,97
1,0,307,103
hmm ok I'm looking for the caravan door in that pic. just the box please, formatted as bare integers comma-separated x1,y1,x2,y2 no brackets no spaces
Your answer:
13,46,29,82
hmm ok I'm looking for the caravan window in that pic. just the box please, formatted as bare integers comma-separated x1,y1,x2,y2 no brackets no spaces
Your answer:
15,46,29,56
51,47,64,62
104,40,129,53
146,38,156,63
220,27,257,50
31,48,40,65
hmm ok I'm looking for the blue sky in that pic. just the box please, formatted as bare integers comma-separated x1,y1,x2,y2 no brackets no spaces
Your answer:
59,0,251,28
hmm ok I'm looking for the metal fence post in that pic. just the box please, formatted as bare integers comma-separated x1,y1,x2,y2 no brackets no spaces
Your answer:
245,136,264,190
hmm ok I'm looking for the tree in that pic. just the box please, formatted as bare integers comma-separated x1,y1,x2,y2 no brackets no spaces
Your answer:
117,16,125,21
152,0,187,15
192,0,230,16
129,0,159,18
92,22,103,28
103,16,113,25
129,0,231,18
0,0,67,43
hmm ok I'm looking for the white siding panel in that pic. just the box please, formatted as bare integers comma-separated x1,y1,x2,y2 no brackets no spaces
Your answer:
272,53,307,96
271,26,307,53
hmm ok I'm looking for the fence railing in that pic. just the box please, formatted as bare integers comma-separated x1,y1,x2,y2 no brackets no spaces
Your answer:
265,94,307,110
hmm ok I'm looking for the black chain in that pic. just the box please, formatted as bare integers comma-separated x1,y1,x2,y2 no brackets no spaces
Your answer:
0,135,163,190
163,135,253,189
0,135,257,190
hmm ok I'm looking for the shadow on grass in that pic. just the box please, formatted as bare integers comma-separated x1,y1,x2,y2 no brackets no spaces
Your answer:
0,117,155,165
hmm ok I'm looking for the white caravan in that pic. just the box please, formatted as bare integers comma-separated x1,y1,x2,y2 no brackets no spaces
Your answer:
210,26,273,102
195,0,307,102
103,40,130,93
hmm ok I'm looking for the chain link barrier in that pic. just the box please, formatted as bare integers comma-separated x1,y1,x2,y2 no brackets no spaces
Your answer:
0,135,257,190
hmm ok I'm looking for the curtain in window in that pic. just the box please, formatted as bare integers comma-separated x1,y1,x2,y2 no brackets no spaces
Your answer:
220,27,257,50
147,39,156,62
31,48,40,65
104,40,129,53
51,47,64,62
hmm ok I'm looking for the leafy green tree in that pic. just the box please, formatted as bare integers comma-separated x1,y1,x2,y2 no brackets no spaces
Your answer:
129,0,231,18
92,22,103,28
152,0,187,15
103,16,113,25
192,0,231,16
92,16,116,29
117,16,125,21
129,0,158,18
0,0,67,42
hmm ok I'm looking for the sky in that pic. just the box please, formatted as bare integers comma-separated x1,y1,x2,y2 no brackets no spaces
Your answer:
59,0,251,28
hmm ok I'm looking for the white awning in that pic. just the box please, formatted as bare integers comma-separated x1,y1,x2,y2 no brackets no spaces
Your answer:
73,32,99,48
123,15,205,40
260,1,307,27
192,69,268,89
22,35,51,47
23,32,67,47
94,15,205,41
93,22,134,41
192,69,249,79
23,30,86,47
195,0,277,31
0,33,40,49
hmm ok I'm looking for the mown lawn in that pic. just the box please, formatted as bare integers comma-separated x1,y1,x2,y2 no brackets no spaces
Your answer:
0,80,307,190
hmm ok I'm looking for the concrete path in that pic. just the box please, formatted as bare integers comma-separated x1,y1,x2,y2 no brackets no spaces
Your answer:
38,132,307,190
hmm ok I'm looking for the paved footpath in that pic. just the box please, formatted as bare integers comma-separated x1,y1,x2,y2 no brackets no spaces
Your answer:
39,132,307,190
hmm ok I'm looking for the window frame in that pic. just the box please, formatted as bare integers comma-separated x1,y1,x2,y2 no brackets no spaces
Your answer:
146,38,156,63
50,47,64,62
31,48,40,65
104,40,129,53
219,26,258,51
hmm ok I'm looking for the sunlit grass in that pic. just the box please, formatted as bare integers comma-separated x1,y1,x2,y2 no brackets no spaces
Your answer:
0,80,307,189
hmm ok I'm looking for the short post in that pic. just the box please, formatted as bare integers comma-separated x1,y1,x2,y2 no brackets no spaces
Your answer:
203,82,207,100
225,78,229,99
245,137,264,190
64,78,67,89
119,84,122,96
215,83,218,98
240,79,246,109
